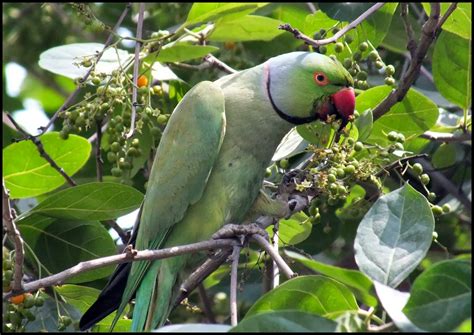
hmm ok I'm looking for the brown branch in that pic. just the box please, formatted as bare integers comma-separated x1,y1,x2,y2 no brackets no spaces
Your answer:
279,3,385,47
230,246,241,327
103,219,129,245
420,131,471,142
203,54,237,74
251,234,296,279
38,3,132,135
6,113,77,187
372,3,441,121
3,238,240,300
436,2,458,32
126,3,145,139
2,180,24,293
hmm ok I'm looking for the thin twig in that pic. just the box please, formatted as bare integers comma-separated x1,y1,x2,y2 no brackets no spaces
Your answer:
251,234,296,279
279,3,385,47
420,131,471,142
436,2,458,32
126,3,145,139
203,54,237,74
3,238,239,300
2,180,24,293
104,219,129,244
306,2,316,14
372,3,441,121
6,113,77,187
230,246,241,327
401,3,417,58
37,3,131,135
197,284,216,323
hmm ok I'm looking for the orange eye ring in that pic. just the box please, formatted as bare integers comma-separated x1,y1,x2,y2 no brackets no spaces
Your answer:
314,72,330,86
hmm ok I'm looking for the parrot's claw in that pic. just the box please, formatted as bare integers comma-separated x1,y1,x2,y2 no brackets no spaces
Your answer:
212,223,268,241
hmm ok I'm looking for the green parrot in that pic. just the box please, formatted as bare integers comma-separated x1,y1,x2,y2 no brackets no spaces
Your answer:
79,51,355,331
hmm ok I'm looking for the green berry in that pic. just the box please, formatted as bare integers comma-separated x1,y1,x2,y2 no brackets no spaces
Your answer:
395,133,405,143
385,77,395,86
328,174,337,183
420,173,430,185
427,192,436,202
375,61,384,69
34,296,45,307
359,42,368,51
110,142,121,153
336,168,346,178
68,110,78,121
118,158,131,170
4,269,13,281
431,205,443,216
111,167,123,177
394,142,404,151
59,129,69,140
337,184,347,194
24,310,35,321
319,46,327,54
442,204,451,213
329,183,338,193
344,34,353,44
387,131,398,142
354,142,364,151
106,151,116,163
432,231,439,240
127,147,138,157
131,138,140,148
356,71,367,81
265,168,272,178
313,32,321,40
349,68,357,76
368,50,379,61
319,28,326,36
75,115,86,127
157,114,168,125
343,58,352,69
335,42,344,53
92,77,101,85
151,127,162,138
385,65,395,76
412,163,423,176
279,159,289,169
82,59,92,67
352,51,362,61
23,294,35,309
332,27,340,35
344,164,356,175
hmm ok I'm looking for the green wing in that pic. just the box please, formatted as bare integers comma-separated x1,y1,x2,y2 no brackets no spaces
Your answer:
113,81,226,327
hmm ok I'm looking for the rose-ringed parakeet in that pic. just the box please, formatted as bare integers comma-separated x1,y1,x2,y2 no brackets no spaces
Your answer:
79,51,355,331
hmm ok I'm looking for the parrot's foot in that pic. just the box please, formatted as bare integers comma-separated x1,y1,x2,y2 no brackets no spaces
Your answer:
212,223,269,241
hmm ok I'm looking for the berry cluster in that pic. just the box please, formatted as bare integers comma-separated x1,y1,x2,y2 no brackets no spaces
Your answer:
314,27,396,89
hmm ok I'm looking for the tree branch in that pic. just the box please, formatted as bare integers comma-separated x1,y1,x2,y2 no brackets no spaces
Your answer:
279,3,385,47
197,284,216,323
2,180,25,293
126,3,145,139
203,54,237,74
401,3,417,58
251,234,296,279
372,3,441,121
3,238,239,300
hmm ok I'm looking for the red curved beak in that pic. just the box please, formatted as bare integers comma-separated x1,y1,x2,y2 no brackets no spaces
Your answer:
331,87,355,121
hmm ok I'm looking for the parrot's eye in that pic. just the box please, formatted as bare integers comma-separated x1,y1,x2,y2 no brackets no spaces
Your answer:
313,72,329,86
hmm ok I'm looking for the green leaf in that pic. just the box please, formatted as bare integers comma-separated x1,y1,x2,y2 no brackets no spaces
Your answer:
273,4,310,31
423,3,471,40
403,259,472,332
373,281,423,332
246,275,358,319
267,211,312,246
231,310,337,332
356,86,439,146
382,5,421,54
354,184,435,288
432,31,471,109
56,285,132,331
18,182,143,222
353,3,398,49
182,3,268,28
319,3,374,21
296,122,333,146
432,143,462,169
19,219,116,283
285,250,378,307
354,108,373,141
38,43,132,79
156,43,219,63
303,10,339,36
272,128,308,161
209,15,284,42
3,132,91,199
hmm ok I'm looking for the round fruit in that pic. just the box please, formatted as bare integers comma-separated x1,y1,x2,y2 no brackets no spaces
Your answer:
137,75,148,88
111,142,121,153
111,167,123,177
384,77,395,86
412,163,423,176
442,204,451,213
431,205,443,216
328,174,337,183
354,142,364,151
9,294,25,305
387,131,398,142
279,159,289,169
335,42,344,53
368,50,379,61
359,42,368,51
420,173,430,185
427,192,436,202
385,65,395,76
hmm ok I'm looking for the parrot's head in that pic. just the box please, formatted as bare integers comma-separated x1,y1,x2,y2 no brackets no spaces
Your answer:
264,52,355,131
